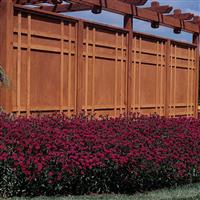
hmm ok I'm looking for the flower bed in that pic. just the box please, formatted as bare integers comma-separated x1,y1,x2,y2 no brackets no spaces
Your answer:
0,113,200,197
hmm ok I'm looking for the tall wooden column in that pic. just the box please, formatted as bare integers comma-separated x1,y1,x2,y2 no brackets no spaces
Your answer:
0,0,13,113
124,15,133,114
76,20,84,113
193,33,200,118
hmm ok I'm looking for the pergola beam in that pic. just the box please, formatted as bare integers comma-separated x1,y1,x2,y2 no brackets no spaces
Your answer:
14,0,148,5
119,0,147,6
169,9,194,21
13,0,51,4
65,0,199,33
14,0,63,4
13,0,200,33
145,1,172,14
193,16,200,25
35,3,91,12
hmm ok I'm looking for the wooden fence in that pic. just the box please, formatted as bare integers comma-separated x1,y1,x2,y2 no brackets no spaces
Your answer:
0,3,199,117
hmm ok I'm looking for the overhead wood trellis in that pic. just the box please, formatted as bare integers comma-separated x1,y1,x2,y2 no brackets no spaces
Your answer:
13,0,200,33
0,0,199,117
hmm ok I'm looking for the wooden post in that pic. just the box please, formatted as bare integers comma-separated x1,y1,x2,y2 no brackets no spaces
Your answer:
165,40,171,117
76,20,84,114
124,14,133,114
0,0,13,113
193,33,199,118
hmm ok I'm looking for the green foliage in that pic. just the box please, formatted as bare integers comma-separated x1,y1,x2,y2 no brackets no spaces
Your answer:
0,160,23,198
0,65,10,87
5,183,200,199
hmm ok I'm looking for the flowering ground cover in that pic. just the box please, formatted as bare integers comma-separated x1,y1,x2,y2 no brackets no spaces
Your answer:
0,112,200,197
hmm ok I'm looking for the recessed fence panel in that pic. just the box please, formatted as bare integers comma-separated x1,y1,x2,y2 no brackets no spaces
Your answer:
8,8,198,117
13,11,77,115
130,35,166,116
168,43,196,117
81,24,128,116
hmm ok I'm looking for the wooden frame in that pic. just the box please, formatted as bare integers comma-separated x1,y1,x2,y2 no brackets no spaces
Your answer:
0,0,199,117
0,0,13,112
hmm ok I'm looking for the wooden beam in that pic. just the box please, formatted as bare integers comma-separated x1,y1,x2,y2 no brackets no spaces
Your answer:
120,0,147,6
0,0,14,113
35,3,91,12
64,0,199,33
65,3,91,11
124,14,133,114
14,0,63,4
14,0,200,33
14,0,148,6
13,0,49,4
51,0,63,3
193,16,200,25
145,1,173,14
193,33,200,118
169,9,194,21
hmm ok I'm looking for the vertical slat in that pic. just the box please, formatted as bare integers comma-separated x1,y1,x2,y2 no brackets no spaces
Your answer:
60,20,64,113
120,34,124,114
114,33,118,117
85,26,89,114
124,34,128,114
138,37,142,113
190,48,193,115
186,48,190,116
189,49,192,116
76,20,84,113
190,48,193,116
173,45,177,117
68,23,72,116
27,14,31,115
155,41,159,114
132,36,137,112
193,47,197,116
160,42,164,116
17,12,22,115
91,27,95,114
165,40,170,117
191,48,195,116
169,43,173,117
74,22,77,114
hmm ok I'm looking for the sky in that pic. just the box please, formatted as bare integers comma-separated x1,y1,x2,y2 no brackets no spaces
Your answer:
64,0,200,43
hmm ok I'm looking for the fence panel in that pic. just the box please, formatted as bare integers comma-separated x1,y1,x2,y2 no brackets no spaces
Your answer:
81,23,128,117
13,11,77,115
168,42,197,117
10,8,198,117
130,34,166,116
